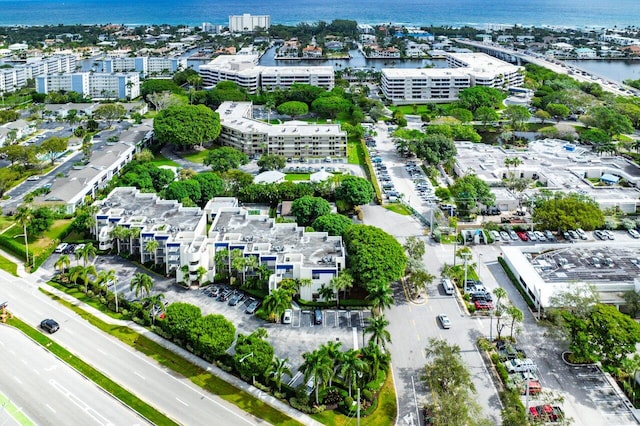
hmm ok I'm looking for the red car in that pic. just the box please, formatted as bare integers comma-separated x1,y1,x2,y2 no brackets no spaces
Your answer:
529,406,540,419
517,231,529,241
474,300,493,310
537,405,557,421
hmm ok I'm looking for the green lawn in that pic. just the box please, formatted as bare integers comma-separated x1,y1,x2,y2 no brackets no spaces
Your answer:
0,217,13,233
284,173,310,181
0,254,18,276
312,371,397,426
384,204,412,216
391,104,430,115
347,140,366,165
3,219,72,258
8,315,178,425
42,289,302,426
151,153,180,167
181,149,209,164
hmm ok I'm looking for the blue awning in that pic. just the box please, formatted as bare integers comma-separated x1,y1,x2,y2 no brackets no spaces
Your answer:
600,173,620,184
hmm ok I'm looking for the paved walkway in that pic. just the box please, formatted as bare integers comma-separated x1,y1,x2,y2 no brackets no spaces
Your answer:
38,280,322,426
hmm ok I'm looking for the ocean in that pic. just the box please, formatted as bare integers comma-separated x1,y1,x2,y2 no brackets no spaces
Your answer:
0,0,638,28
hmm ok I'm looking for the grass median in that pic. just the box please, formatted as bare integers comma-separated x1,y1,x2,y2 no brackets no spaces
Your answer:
6,315,177,426
41,288,302,426
0,254,18,276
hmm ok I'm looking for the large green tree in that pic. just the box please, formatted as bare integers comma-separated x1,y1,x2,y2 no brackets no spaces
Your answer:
93,103,126,126
163,302,202,343
581,106,634,136
257,154,286,171
39,137,68,165
188,314,236,359
311,95,352,118
203,147,249,173
533,192,604,231
154,104,221,150
449,174,495,217
290,196,331,226
335,176,374,207
312,213,353,236
276,101,308,119
502,105,531,130
343,224,406,287
458,86,506,111
234,329,274,384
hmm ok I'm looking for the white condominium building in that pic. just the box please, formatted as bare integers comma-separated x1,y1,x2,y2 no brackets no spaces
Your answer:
36,72,140,100
381,52,523,104
93,190,346,301
229,14,270,33
381,68,471,105
446,52,524,87
0,67,27,93
102,56,187,76
0,54,76,93
216,101,347,158
199,54,334,93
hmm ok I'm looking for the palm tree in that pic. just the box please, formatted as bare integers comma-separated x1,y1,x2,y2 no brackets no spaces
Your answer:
144,239,159,264
319,341,343,386
339,349,366,397
299,349,333,405
242,255,259,284
195,266,207,286
364,314,392,350
130,272,154,298
318,284,335,303
71,265,97,294
76,242,97,267
267,357,292,392
493,287,508,310
128,227,141,254
507,305,524,340
15,206,32,267
622,354,640,405
144,293,166,325
360,341,391,382
97,269,119,311
229,249,244,284
330,271,353,307
366,281,394,316
261,288,291,322
54,254,71,277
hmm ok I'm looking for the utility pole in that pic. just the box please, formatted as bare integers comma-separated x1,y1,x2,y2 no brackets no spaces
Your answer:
357,388,361,426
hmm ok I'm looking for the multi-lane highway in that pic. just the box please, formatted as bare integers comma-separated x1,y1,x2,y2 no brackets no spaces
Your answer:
0,325,149,426
0,271,268,426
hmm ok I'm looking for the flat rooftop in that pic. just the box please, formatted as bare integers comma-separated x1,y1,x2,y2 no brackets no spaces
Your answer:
211,209,343,268
455,139,640,209
382,67,469,79
98,187,202,236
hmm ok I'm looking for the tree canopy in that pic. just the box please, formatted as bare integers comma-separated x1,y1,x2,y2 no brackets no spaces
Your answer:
533,192,604,231
290,195,331,226
257,154,286,171
154,104,221,150
312,213,354,236
449,174,495,217
188,314,236,359
203,146,249,173
343,224,406,288
276,101,308,119
335,176,374,207
39,136,68,165
458,86,506,111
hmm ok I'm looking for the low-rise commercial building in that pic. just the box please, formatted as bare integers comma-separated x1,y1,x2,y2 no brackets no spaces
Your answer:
216,101,346,158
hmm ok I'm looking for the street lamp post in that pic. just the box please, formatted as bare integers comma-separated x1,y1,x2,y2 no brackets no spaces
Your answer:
238,352,255,384
107,280,119,313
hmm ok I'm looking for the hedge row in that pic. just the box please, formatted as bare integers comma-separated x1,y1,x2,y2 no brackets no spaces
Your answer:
358,138,383,205
0,235,31,263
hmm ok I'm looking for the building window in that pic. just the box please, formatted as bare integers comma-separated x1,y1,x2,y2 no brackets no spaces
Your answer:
312,273,320,280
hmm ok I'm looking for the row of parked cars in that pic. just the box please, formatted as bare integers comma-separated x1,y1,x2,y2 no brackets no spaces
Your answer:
372,156,400,202
203,285,261,314
406,162,439,204
54,242,86,254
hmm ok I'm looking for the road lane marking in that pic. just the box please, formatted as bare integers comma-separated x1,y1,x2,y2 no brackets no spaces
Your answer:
46,404,56,413
416,334,421,342
411,319,416,327
176,397,189,406
13,376,23,384
133,371,145,380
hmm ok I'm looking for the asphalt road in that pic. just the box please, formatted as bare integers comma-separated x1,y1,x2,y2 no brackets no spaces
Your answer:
0,325,148,426
0,271,269,426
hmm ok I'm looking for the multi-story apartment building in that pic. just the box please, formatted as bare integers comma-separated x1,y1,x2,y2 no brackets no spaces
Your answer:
381,52,523,104
0,67,27,93
93,190,346,301
199,55,334,93
228,14,270,33
216,101,347,158
36,72,140,99
102,57,187,76
0,54,76,93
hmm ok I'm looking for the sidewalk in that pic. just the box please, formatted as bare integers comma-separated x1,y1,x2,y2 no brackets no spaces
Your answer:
39,281,323,426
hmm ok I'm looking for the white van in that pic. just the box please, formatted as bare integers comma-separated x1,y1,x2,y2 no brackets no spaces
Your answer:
442,278,455,295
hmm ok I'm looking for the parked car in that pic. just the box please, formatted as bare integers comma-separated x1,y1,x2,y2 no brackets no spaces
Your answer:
629,229,640,239
54,242,68,254
506,358,537,373
594,229,606,240
509,230,518,241
437,314,451,329
282,309,292,324
74,243,86,253
534,231,546,241
536,404,557,421
228,292,245,306
313,309,323,325
529,406,540,419
567,230,579,240
40,318,60,334
474,300,493,310
516,231,529,241
576,228,588,240
603,230,615,240
245,300,261,314
491,230,501,241
522,380,541,395
500,231,510,241
526,231,537,241
544,230,555,241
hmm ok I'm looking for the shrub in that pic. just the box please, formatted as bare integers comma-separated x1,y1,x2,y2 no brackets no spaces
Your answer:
361,389,373,402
